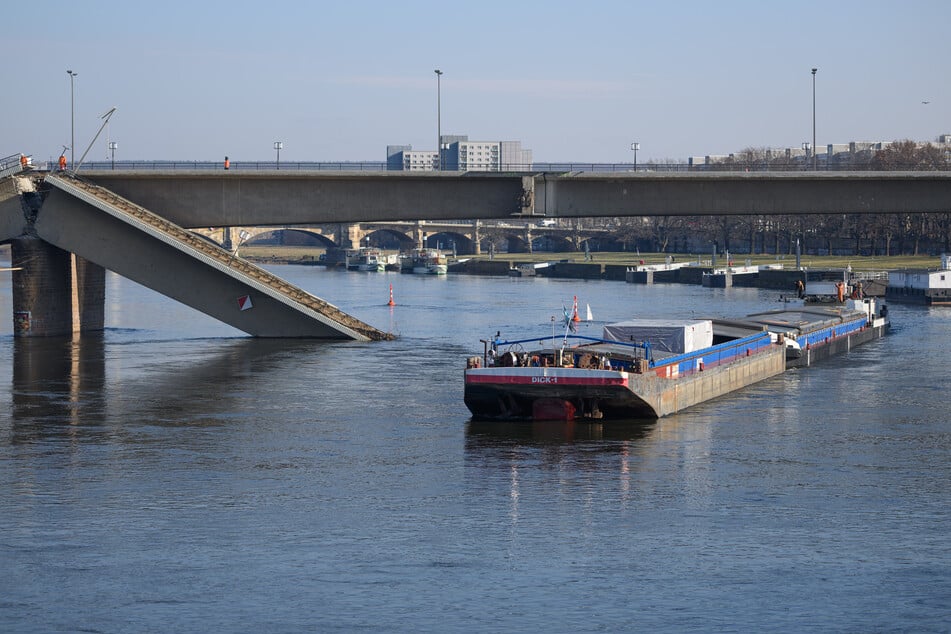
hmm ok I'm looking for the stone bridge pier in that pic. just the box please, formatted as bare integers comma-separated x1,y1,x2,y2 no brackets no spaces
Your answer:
11,236,106,337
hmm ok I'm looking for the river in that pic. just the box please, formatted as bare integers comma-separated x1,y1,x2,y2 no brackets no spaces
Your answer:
0,261,949,632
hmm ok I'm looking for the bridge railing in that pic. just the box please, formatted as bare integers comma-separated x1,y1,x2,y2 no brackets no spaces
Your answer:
0,153,24,178
71,160,951,173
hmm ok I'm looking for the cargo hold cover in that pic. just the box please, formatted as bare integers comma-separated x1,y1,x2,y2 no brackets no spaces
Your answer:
602,319,713,354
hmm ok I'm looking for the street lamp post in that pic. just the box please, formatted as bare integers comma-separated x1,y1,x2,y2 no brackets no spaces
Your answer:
434,69,443,171
631,142,640,171
811,67,818,171
108,141,117,170
274,141,282,169
67,69,77,169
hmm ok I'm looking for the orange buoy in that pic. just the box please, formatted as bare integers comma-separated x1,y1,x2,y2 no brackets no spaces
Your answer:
387,284,396,307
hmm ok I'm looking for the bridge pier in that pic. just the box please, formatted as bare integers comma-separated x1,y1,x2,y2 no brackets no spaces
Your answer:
345,224,364,250
11,236,105,337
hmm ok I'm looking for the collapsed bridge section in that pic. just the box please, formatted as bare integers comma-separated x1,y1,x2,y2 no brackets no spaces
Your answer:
35,174,391,340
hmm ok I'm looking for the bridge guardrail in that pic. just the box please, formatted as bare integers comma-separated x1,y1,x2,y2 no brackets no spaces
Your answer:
0,153,24,178
72,161,951,173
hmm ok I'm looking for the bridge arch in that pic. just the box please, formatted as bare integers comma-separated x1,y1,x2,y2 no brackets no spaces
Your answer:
246,228,337,248
362,228,417,251
532,234,574,252
421,230,475,255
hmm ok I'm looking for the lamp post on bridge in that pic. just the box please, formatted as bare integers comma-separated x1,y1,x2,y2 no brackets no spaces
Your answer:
631,142,639,172
811,67,818,171
109,141,117,170
434,69,443,171
67,69,78,169
274,141,283,169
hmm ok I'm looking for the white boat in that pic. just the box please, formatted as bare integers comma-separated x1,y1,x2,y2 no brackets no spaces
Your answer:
405,249,448,275
885,253,951,305
347,248,387,272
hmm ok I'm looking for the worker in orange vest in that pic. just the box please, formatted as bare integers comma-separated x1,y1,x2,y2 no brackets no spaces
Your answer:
224,156,230,170
58,155,67,171
20,154,28,168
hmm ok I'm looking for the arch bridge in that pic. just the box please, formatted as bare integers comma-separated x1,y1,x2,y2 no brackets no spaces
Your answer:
215,220,617,255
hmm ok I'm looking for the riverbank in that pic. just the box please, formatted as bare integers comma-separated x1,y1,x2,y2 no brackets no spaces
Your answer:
237,245,940,273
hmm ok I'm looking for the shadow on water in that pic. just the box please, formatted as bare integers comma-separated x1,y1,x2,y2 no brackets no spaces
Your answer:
464,418,663,477
8,335,333,443
465,418,657,445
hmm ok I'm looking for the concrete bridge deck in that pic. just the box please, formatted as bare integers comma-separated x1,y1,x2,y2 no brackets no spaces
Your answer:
77,169,951,227
37,174,391,340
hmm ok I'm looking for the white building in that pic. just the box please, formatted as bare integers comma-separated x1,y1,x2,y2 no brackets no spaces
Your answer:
386,145,437,171
387,137,532,171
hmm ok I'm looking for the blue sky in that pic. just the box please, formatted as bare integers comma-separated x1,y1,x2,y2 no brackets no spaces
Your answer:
3,0,949,163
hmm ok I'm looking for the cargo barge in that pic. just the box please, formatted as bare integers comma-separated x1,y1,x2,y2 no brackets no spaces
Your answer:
464,319,787,421
738,296,889,368
463,293,889,421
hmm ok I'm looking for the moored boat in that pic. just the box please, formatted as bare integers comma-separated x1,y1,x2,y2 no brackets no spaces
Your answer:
403,248,448,275
346,247,385,272
347,247,396,272
885,253,951,305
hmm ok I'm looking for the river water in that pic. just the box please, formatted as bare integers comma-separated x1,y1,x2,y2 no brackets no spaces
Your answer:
0,261,949,632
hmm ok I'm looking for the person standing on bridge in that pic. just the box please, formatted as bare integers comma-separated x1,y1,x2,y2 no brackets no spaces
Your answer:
58,154,67,171
224,156,230,170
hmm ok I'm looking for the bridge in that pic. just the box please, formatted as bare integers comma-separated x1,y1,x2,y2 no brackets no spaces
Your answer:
66,169,951,224
1,166,949,340
222,220,616,255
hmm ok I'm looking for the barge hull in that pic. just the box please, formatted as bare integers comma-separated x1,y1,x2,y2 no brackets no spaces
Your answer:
464,345,786,421
789,321,888,368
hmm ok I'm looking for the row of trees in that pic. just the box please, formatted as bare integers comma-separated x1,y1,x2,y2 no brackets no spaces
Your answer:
683,139,950,171
619,141,951,256
612,210,951,257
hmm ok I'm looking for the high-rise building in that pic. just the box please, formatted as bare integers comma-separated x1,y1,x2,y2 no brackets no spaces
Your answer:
387,136,532,171
387,145,437,171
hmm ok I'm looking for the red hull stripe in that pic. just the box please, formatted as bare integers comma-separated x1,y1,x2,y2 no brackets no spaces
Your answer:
465,371,628,387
